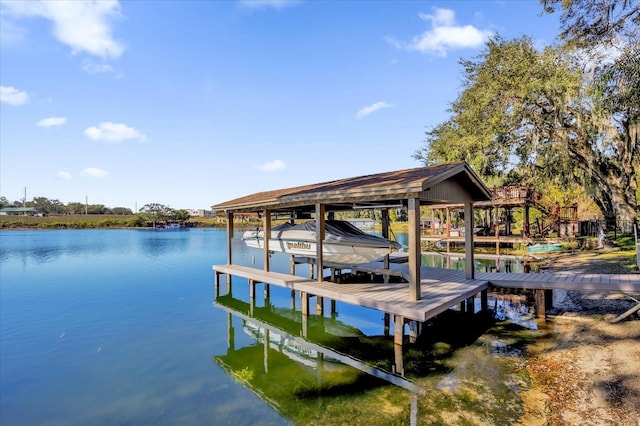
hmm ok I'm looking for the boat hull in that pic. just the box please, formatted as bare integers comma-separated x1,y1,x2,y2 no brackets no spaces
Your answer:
242,220,401,264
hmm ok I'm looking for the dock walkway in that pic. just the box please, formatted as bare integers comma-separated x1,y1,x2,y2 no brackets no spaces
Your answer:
213,264,488,322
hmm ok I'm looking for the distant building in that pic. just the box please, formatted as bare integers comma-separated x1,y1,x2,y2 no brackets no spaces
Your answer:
188,209,213,217
0,207,40,216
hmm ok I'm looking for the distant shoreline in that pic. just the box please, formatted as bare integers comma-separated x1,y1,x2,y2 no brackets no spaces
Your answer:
0,214,226,230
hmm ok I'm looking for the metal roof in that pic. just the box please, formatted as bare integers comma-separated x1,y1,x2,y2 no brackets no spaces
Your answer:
212,161,491,214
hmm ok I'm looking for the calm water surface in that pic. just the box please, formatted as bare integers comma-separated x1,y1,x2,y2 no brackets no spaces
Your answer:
1,229,537,425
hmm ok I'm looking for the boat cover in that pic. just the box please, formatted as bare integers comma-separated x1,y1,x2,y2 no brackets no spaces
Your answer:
269,220,402,249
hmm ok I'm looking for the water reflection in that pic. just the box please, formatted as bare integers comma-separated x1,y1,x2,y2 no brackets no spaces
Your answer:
0,229,195,263
137,229,190,257
213,293,423,424
211,280,540,425
420,252,536,273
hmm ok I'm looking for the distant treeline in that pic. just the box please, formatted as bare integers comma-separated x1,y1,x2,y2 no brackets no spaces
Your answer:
0,214,226,230
0,196,135,215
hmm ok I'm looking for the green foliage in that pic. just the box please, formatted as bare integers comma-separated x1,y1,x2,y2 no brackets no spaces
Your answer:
541,0,639,49
139,203,175,226
415,34,638,222
174,209,191,224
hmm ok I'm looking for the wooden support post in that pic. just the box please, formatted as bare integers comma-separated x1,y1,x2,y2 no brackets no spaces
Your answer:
315,203,325,282
481,289,488,312
263,209,271,273
408,197,421,301
495,207,500,256
316,296,324,315
545,289,553,310
330,299,336,316
534,289,546,318
459,301,466,313
466,296,474,315
214,271,220,298
226,211,234,286
301,291,309,316
264,284,270,300
249,279,256,300
381,209,390,239
384,313,390,337
394,315,404,349
309,264,314,279
290,290,296,310
464,202,475,280
290,256,296,275
394,340,404,376
381,210,389,270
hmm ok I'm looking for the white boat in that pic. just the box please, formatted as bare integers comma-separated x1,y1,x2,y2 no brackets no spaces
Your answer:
242,220,402,264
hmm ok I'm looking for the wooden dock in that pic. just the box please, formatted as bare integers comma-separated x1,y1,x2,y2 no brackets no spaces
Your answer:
213,260,639,351
213,264,489,323
477,270,640,291
213,262,639,323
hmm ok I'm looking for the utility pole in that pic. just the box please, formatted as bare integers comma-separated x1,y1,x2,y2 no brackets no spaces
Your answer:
85,196,88,215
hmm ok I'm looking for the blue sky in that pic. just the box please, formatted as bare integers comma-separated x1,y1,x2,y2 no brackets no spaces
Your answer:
0,0,561,211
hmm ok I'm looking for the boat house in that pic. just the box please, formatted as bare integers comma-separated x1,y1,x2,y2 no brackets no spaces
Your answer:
212,161,492,301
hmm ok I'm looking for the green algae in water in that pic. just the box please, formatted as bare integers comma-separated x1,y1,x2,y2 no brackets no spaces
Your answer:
213,292,544,425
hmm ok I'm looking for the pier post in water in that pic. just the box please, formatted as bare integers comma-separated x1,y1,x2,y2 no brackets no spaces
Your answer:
534,289,547,318
393,315,405,374
384,313,391,337
466,296,475,315
249,279,256,300
481,289,488,312
316,296,324,315
301,292,309,338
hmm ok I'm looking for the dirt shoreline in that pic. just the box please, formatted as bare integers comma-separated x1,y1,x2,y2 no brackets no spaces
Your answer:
518,250,640,426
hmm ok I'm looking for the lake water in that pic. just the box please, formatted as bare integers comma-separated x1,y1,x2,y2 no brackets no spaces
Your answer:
1,229,538,425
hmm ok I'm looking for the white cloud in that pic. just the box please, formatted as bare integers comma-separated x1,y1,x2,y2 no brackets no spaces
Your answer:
37,117,67,127
0,85,29,105
82,60,117,74
259,160,286,172
2,0,125,59
391,8,493,57
57,171,72,180
84,122,147,143
238,0,301,10
80,168,108,178
356,101,393,119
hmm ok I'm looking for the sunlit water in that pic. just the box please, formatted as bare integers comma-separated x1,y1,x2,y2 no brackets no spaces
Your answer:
1,229,539,425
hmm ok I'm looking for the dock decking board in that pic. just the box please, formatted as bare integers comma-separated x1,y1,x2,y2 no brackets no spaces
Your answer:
213,263,639,322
